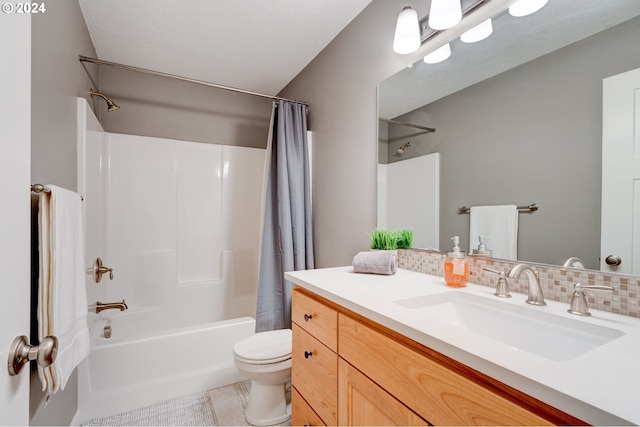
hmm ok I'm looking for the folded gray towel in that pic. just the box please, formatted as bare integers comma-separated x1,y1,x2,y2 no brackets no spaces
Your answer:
352,250,398,275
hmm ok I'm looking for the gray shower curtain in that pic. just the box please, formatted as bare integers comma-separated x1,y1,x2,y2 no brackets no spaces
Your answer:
255,100,314,332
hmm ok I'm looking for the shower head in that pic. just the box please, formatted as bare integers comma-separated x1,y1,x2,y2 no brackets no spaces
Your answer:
397,142,412,154
90,88,120,112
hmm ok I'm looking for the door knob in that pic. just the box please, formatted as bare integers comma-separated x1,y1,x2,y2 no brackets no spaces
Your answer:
93,257,114,283
605,255,622,266
8,335,58,376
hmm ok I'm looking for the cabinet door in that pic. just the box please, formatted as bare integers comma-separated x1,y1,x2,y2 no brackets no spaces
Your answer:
338,359,428,426
292,323,338,425
292,386,326,426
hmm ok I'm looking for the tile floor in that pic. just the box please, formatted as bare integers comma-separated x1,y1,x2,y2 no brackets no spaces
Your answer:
82,381,292,426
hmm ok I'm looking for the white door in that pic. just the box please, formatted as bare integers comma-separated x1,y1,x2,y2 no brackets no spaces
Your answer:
0,15,32,425
601,68,640,274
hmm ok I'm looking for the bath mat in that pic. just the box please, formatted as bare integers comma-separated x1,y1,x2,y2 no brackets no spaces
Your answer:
81,390,215,426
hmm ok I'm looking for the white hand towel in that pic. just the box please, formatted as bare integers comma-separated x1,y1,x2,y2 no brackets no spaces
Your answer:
469,205,518,260
38,185,90,395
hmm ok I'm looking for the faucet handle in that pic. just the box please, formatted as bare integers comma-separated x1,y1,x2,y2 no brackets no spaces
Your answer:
93,257,114,283
482,267,511,298
567,283,615,317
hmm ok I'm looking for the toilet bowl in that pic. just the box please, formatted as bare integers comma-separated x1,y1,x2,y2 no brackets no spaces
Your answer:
233,329,292,425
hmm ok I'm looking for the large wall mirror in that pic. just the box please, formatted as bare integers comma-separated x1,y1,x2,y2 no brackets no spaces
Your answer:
378,0,640,274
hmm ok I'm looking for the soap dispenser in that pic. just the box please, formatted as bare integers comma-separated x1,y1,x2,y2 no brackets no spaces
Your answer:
444,236,468,288
472,235,492,257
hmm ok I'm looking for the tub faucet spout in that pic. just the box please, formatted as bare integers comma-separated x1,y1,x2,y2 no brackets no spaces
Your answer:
89,300,128,314
507,264,546,306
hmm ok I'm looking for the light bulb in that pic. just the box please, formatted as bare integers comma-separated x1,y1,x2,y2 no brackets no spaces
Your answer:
424,43,451,64
428,0,462,30
460,18,493,43
509,0,549,17
393,6,421,54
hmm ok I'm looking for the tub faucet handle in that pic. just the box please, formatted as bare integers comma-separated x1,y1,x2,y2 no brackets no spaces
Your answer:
93,257,114,283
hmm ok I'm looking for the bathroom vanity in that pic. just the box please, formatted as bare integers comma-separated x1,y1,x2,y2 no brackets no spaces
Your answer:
287,267,640,426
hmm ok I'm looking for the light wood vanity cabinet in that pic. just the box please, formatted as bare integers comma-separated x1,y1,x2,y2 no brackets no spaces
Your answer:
291,287,586,426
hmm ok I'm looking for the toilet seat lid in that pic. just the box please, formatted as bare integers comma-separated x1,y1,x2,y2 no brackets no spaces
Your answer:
234,329,292,363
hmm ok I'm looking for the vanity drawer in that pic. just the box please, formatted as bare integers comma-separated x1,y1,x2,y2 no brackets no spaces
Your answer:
339,314,555,426
292,386,326,426
292,288,338,352
292,322,338,425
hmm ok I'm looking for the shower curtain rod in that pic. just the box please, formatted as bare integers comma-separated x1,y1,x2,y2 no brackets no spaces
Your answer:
379,118,435,133
79,55,309,106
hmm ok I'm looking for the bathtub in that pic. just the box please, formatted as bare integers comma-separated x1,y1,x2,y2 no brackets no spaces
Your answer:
74,316,255,422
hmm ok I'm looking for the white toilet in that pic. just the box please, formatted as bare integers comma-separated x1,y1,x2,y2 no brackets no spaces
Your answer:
233,328,292,425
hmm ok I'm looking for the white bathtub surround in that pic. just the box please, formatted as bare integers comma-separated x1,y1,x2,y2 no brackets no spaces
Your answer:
37,185,90,395
76,99,266,422
83,133,265,332
286,267,640,425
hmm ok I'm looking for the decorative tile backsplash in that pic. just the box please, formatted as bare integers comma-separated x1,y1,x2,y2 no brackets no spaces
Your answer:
398,249,640,318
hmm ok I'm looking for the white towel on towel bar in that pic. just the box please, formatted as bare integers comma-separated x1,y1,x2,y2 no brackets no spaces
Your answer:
38,185,90,396
469,205,518,260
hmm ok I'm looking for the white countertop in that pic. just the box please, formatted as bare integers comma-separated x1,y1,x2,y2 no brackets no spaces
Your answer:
285,267,640,426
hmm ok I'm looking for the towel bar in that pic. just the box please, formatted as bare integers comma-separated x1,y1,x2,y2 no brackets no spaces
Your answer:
31,183,84,201
30,183,50,194
458,203,538,214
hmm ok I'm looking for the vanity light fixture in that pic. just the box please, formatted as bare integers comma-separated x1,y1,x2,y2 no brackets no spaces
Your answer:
393,6,421,54
423,43,451,64
429,0,462,30
460,18,493,43
508,0,549,17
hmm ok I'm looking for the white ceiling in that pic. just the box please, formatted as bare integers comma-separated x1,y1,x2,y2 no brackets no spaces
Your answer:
78,0,372,96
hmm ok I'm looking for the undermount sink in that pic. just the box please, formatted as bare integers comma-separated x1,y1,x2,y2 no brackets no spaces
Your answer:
394,292,624,361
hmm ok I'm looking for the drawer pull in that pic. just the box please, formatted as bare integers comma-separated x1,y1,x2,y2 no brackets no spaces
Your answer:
304,313,313,321
304,350,313,359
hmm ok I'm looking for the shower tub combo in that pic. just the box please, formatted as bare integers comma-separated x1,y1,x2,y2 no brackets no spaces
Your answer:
74,99,265,421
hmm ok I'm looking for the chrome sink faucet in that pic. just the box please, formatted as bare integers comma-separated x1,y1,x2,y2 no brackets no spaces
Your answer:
507,264,546,306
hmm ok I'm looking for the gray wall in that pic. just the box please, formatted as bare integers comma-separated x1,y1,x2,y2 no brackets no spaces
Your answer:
31,0,98,192
390,16,640,269
278,1,422,267
30,1,97,424
97,65,272,148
